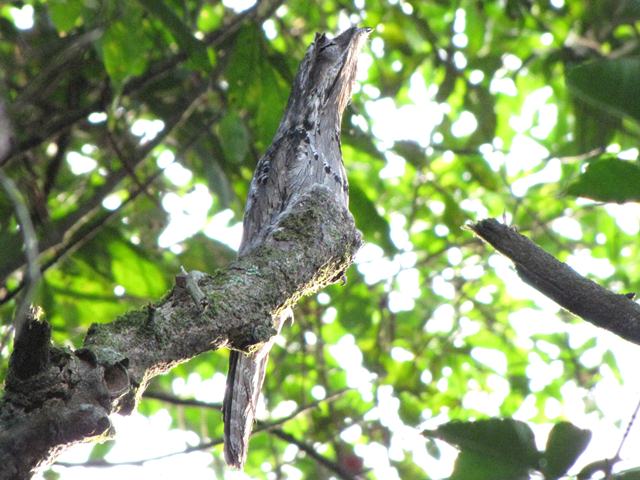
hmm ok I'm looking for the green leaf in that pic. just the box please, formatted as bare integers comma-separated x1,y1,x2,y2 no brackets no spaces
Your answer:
88,441,115,461
225,25,288,147
43,469,61,480
567,58,640,124
197,3,224,32
226,26,261,100
571,98,619,152
137,0,210,71
450,450,530,480
107,234,168,298
463,155,500,191
542,422,591,479
613,467,640,479
218,111,250,164
398,391,423,425
443,191,467,233
425,437,441,459
463,0,486,55
48,0,84,32
424,418,540,469
100,18,151,87
567,158,640,203
602,350,622,382
349,183,395,253
466,86,497,147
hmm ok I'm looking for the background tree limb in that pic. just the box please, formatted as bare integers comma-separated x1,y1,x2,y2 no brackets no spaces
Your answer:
470,218,640,344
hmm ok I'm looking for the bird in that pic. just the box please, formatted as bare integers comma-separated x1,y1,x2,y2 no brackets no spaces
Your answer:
223,26,371,469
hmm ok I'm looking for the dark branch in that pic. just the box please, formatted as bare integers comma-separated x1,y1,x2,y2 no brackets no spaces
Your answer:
7,308,49,381
469,218,640,344
143,390,222,410
270,428,359,480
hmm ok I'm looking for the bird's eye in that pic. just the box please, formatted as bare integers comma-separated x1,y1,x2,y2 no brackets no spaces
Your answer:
318,41,335,52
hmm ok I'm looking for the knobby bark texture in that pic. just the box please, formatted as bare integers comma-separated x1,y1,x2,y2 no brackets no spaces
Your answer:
0,30,366,479
470,218,640,344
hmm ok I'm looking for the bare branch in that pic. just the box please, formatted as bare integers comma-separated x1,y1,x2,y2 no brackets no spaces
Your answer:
270,428,360,480
469,218,640,344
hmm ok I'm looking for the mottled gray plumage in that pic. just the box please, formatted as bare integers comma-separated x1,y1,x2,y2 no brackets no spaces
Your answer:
223,26,371,469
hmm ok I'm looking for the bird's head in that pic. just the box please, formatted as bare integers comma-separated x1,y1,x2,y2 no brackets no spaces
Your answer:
280,27,372,131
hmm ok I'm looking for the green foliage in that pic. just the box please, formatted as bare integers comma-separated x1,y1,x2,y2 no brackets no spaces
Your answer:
137,0,211,72
1,0,640,478
428,419,592,480
100,7,152,87
543,422,592,480
48,0,83,32
426,419,539,479
568,157,640,203
567,58,640,124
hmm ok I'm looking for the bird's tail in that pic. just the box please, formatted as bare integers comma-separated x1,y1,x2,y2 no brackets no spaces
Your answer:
223,347,271,468
223,309,291,469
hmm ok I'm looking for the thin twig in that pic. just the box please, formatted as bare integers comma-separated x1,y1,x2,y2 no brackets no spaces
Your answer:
143,391,222,410
56,438,224,468
143,387,351,431
0,169,40,337
614,395,640,460
57,388,351,469
0,82,210,307
269,428,359,480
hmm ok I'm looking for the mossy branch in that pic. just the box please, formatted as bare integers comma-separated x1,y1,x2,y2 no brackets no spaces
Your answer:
0,185,361,479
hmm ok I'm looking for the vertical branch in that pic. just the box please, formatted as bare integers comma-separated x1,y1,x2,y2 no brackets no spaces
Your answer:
0,168,40,337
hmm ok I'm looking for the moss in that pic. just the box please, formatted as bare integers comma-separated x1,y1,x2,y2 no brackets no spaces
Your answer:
112,310,147,331
84,310,147,351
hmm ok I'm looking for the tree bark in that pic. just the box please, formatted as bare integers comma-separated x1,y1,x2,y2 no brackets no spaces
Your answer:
470,218,640,344
0,27,365,476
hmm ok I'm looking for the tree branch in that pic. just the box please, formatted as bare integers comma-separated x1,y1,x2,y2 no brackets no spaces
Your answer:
0,168,40,334
270,428,359,480
0,88,39,330
469,218,640,344
0,184,361,478
143,387,350,424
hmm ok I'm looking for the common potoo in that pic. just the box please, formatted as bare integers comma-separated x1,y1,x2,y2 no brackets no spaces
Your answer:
223,26,371,469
